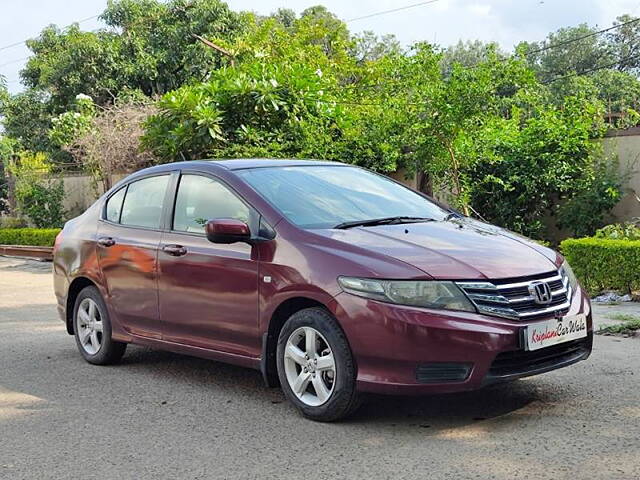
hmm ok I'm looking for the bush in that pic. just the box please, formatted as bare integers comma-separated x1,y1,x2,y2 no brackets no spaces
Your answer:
0,228,61,246
7,152,67,228
594,221,640,240
560,237,640,294
0,216,28,229
16,179,66,228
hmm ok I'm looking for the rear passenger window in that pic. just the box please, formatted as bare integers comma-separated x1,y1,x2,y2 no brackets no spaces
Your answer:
173,175,250,233
120,175,169,229
105,187,126,223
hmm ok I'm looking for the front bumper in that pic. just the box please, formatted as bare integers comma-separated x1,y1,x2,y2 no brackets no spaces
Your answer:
330,286,592,395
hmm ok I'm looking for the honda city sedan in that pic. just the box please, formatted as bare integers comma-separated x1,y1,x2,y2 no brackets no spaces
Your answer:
53,159,592,421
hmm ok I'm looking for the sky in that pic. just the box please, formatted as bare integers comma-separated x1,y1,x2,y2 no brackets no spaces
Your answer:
1,0,639,93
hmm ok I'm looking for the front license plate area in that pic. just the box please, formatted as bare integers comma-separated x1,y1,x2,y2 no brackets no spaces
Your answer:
525,314,588,351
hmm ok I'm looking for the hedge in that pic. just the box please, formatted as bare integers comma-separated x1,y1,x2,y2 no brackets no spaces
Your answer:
560,237,640,295
0,228,61,247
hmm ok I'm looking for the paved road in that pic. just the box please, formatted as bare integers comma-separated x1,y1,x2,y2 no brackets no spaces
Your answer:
1,256,639,480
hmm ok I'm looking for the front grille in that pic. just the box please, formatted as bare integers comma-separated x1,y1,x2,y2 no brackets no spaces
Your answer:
457,269,572,321
486,336,591,381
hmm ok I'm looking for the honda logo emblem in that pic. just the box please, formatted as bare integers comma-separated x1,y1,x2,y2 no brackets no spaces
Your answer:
528,281,553,305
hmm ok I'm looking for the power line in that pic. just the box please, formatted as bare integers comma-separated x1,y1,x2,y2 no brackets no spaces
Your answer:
0,13,100,53
0,56,30,69
526,16,640,56
543,52,640,84
345,0,442,23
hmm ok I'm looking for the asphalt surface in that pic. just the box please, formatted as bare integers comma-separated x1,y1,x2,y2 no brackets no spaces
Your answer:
1,256,639,480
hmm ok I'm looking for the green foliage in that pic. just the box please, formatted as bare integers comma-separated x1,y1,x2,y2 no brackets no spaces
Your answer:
7,152,66,228
606,14,640,75
49,94,96,148
22,0,248,109
0,90,58,155
0,136,18,213
15,180,66,228
521,23,613,82
0,216,28,229
351,31,402,64
594,221,640,240
2,3,635,243
598,313,640,335
143,61,337,160
467,92,614,239
556,157,622,238
560,238,640,294
520,15,640,122
440,40,505,74
142,13,404,172
0,228,61,246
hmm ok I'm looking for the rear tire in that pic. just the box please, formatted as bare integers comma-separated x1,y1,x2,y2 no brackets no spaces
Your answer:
73,286,126,365
276,307,360,422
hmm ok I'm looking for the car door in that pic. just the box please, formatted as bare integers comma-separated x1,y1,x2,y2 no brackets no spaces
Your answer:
157,172,260,357
97,173,172,339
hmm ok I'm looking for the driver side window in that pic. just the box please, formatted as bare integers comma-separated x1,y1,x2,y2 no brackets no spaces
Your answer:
173,174,250,233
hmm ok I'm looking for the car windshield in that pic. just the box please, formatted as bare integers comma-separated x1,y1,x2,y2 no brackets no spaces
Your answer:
237,165,449,229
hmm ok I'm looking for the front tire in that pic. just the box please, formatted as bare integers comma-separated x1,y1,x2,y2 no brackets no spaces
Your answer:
276,307,360,422
73,286,127,365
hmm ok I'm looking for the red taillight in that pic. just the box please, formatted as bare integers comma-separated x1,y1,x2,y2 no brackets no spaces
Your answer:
53,230,64,252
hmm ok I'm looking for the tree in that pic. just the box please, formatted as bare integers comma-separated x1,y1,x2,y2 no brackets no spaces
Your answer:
351,31,402,64
269,8,296,29
519,24,613,82
0,90,61,157
466,92,617,239
141,13,404,173
606,14,640,74
391,46,538,214
21,0,249,111
440,40,504,75
49,94,156,191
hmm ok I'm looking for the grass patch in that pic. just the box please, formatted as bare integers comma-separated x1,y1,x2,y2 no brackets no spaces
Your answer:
598,313,640,335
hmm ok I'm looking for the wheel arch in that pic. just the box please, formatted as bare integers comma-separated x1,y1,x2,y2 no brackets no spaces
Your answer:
261,296,328,388
65,277,97,334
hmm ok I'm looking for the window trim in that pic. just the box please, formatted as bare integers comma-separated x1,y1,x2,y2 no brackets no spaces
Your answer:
168,171,257,238
99,172,175,232
104,184,128,224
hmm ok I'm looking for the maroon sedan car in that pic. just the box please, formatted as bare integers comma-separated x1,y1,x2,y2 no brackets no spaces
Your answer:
53,159,592,421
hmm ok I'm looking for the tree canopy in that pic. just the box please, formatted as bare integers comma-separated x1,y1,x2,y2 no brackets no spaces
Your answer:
1,1,637,239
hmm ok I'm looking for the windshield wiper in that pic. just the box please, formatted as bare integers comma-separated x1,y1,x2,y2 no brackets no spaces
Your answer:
444,212,464,221
334,216,436,230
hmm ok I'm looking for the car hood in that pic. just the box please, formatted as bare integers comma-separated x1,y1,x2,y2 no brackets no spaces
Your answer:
313,218,560,280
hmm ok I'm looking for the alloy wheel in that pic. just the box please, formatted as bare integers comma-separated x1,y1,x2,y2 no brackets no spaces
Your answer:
283,326,336,406
76,298,103,355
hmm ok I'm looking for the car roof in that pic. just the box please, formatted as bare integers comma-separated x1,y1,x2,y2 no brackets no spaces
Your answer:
206,158,345,170
118,159,349,185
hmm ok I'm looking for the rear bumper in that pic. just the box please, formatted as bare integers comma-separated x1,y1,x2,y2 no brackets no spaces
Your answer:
331,287,593,395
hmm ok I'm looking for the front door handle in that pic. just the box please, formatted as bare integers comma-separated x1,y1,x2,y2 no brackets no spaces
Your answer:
97,237,116,247
162,244,187,257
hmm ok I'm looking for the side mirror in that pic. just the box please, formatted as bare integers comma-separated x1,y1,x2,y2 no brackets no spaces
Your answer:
205,219,252,244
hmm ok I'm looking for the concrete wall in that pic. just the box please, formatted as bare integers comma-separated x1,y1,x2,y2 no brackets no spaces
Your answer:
603,130,640,222
59,174,100,217
58,173,127,217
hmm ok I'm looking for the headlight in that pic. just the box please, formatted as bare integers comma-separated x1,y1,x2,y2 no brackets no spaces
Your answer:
560,260,579,292
337,277,476,313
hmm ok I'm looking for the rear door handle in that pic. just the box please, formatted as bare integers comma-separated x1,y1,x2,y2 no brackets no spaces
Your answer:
97,237,116,247
162,244,187,257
